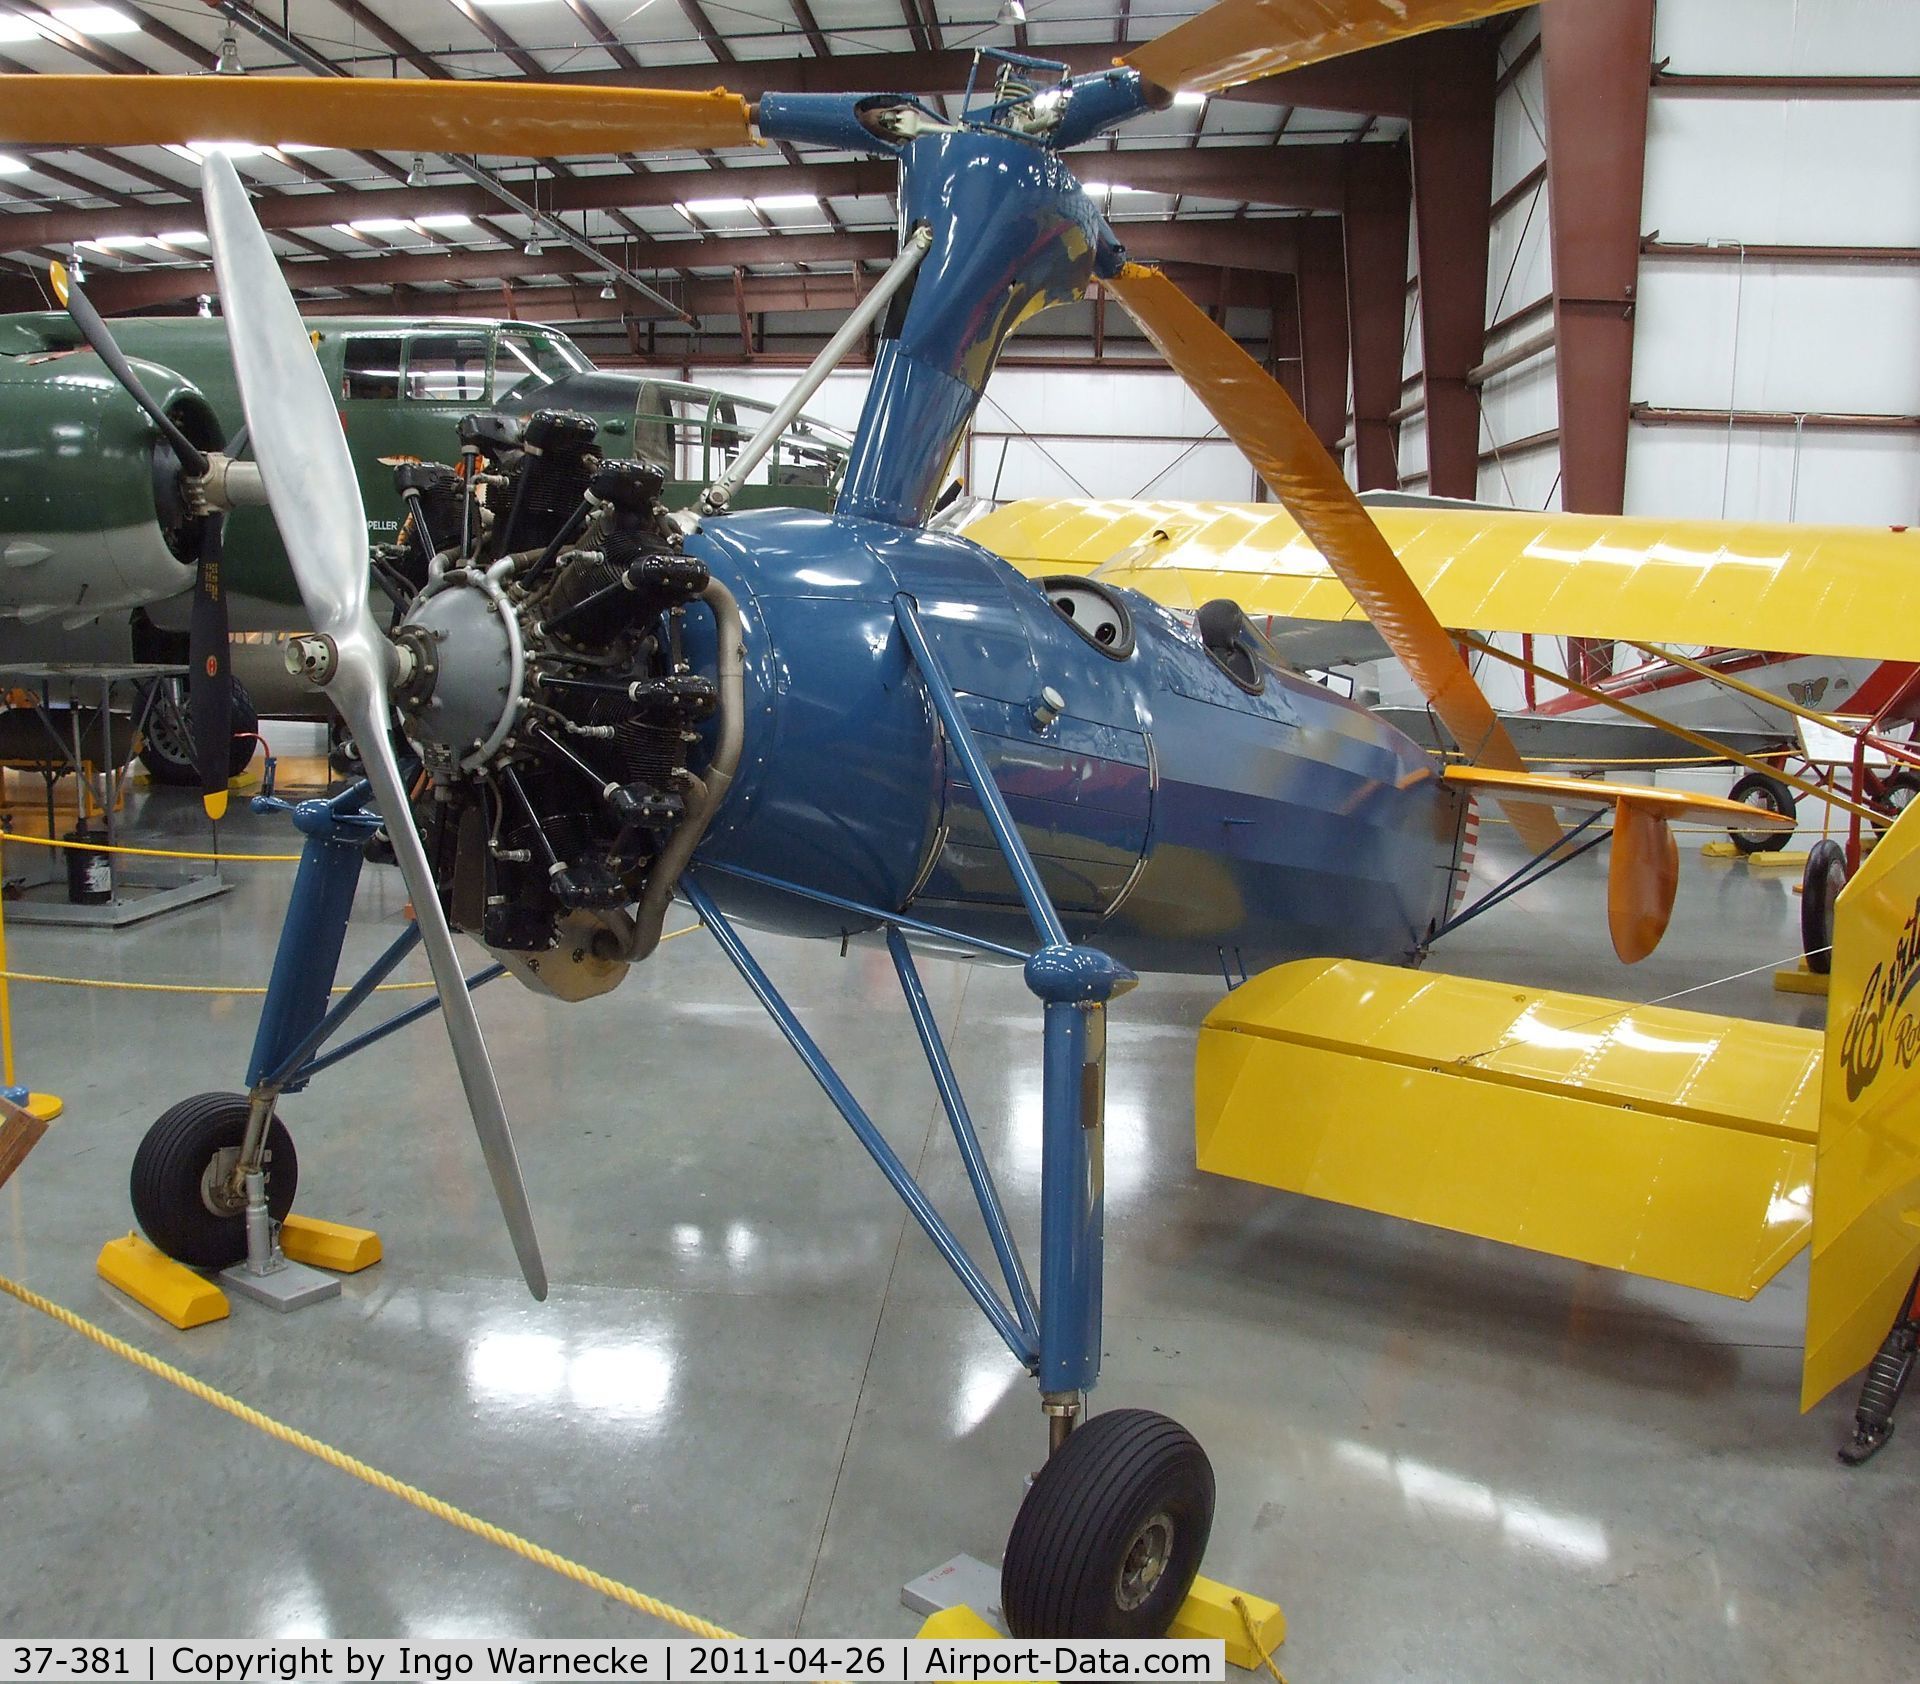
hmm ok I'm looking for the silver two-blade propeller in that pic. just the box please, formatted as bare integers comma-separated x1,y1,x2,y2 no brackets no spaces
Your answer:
201,153,548,1300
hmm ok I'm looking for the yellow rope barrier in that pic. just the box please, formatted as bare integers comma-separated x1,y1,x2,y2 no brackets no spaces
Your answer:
1234,1596,1289,1684
0,969,433,996
0,929,699,998
1,831,301,863
0,1271,740,1639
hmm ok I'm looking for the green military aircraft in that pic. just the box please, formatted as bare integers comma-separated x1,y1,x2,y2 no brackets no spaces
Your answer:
0,310,849,784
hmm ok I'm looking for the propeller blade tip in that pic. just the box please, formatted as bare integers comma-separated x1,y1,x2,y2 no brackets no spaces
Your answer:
202,791,229,822
49,261,68,306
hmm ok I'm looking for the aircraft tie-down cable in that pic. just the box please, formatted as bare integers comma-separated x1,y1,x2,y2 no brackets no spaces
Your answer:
1454,945,1823,1069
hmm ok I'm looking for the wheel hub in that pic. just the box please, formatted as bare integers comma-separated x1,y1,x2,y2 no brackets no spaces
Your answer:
144,680,194,767
1114,1513,1174,1611
199,1145,245,1216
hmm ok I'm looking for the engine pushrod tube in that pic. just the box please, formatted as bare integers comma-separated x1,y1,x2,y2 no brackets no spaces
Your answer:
295,962,510,1083
893,594,1070,952
703,224,933,512
697,860,1032,962
685,876,1038,1368
888,925,1039,1343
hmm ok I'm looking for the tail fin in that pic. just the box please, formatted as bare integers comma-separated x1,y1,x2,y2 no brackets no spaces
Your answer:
1804,806,1920,1408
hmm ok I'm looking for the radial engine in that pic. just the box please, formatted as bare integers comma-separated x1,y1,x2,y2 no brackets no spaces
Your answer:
290,407,741,1000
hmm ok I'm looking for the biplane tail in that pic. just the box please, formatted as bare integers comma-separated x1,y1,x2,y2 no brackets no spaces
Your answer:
1194,803,1920,1408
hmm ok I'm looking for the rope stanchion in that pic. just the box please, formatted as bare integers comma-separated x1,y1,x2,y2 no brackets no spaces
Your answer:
0,832,16,1086
0,1271,740,1638
0,831,59,1118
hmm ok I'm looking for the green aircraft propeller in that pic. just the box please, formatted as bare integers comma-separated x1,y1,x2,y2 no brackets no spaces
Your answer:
51,259,241,822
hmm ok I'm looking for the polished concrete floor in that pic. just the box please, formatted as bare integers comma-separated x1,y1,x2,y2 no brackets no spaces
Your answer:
2,776,1915,1682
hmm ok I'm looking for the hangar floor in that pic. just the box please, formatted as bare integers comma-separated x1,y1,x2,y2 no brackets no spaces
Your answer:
2,780,1914,1683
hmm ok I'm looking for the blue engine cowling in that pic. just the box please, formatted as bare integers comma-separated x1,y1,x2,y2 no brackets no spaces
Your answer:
683,507,1463,975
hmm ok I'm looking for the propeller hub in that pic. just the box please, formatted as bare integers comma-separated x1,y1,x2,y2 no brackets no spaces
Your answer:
392,567,526,774
284,633,338,687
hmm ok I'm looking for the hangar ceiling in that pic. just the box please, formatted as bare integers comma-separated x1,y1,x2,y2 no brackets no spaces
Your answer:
0,0,1468,353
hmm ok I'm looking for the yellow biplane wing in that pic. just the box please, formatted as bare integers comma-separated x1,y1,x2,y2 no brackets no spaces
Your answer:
966,497,1920,664
1193,796,1920,1403
1197,959,1822,1298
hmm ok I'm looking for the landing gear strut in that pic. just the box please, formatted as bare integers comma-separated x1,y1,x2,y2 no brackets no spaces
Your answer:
1839,1271,1920,1465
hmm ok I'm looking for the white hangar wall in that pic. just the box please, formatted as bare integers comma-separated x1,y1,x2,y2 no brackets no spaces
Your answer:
1397,0,1920,524
686,358,1264,507
1631,0,1920,525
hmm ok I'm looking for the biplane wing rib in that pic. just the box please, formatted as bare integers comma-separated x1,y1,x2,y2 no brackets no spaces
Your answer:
966,497,1920,663
1196,960,1822,1300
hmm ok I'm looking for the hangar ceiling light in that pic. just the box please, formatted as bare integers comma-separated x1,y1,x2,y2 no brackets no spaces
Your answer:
51,6,140,32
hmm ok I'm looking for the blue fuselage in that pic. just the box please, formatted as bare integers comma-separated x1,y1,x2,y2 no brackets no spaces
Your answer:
684,508,1463,974
678,79,1463,974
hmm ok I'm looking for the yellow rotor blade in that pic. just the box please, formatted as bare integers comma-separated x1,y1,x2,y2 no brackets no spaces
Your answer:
0,75,756,157
1107,261,1562,856
1127,0,1538,95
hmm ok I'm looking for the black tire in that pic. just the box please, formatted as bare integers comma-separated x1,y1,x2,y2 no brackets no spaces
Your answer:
1802,839,1849,976
129,1092,296,1269
1727,771,1796,854
1002,1409,1215,1640
1880,770,1920,830
327,720,364,778
136,678,259,787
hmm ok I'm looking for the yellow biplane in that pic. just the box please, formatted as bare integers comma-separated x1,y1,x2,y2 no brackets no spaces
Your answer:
969,482,1920,1459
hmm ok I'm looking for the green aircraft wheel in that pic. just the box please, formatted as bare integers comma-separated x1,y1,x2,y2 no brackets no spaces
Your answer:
137,678,259,787
1001,1408,1214,1640
1728,771,1796,855
130,1092,297,1270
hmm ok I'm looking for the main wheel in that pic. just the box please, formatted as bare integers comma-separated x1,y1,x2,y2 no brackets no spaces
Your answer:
1879,769,1920,831
1728,771,1796,855
1802,839,1849,976
137,678,259,787
130,1092,297,1269
1002,1409,1215,1640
